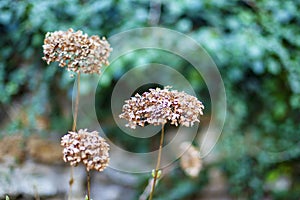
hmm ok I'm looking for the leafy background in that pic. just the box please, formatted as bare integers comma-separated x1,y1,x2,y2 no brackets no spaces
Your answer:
1,0,300,199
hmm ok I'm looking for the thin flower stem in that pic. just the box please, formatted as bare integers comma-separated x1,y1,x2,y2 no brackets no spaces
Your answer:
139,165,174,200
33,185,40,200
68,167,74,200
72,72,80,132
149,123,165,200
69,72,81,200
87,170,91,200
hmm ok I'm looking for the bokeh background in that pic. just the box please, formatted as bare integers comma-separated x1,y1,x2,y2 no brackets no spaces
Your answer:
1,0,300,199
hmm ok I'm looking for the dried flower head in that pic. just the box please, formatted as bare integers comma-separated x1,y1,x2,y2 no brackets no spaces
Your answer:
119,86,204,129
61,129,110,172
180,142,202,178
42,28,112,74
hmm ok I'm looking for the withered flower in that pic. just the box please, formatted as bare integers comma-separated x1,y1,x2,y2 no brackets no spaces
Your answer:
119,86,204,129
180,142,202,178
61,129,110,172
42,28,112,74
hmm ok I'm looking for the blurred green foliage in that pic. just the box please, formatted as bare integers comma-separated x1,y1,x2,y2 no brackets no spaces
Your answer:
1,0,300,199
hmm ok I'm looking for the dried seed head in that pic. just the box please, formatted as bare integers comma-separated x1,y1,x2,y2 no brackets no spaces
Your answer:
180,142,202,178
61,129,110,172
42,28,112,74
119,86,204,129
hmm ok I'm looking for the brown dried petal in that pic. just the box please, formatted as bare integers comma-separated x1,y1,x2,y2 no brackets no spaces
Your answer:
60,129,110,172
119,86,204,128
42,28,112,74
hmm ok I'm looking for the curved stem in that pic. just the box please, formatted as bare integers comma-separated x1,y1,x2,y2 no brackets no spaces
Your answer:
69,72,81,200
149,123,165,200
87,170,91,200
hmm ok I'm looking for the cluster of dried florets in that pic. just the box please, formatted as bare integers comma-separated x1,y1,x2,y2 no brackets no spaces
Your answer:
119,86,204,129
180,142,202,178
42,28,112,74
61,129,110,172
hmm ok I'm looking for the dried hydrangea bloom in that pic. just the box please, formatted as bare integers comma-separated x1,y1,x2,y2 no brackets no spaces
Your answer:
42,28,112,74
119,86,204,129
180,142,202,178
61,129,110,172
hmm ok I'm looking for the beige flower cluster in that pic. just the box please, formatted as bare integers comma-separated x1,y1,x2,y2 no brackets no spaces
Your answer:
180,142,202,178
61,129,110,172
42,28,112,74
119,86,204,129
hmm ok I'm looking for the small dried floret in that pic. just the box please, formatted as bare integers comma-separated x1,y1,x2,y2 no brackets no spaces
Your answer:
42,28,112,74
61,129,110,172
180,142,202,178
119,86,204,129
